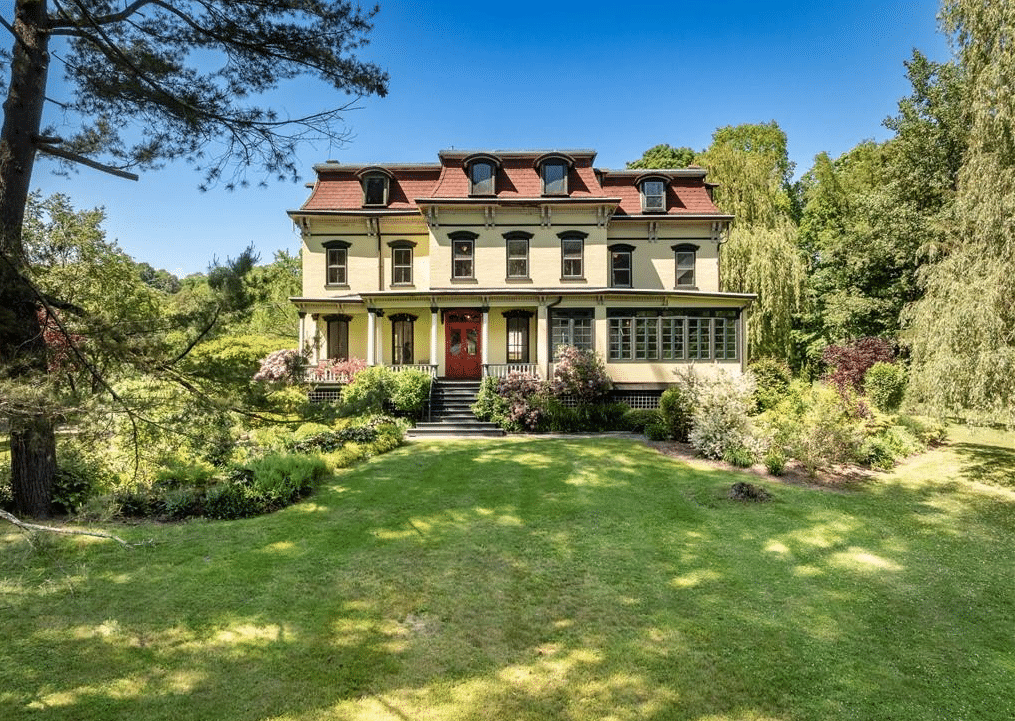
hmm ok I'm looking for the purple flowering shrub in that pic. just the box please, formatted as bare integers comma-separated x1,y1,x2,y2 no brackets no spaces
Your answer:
253,349,307,385
473,372,545,432
308,356,368,383
549,345,612,402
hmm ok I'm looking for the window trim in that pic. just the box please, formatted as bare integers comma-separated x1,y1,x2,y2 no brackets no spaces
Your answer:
558,231,588,281
503,309,533,363
640,177,668,213
323,240,351,287
465,154,500,196
550,308,594,359
540,160,568,196
389,312,417,366
503,230,532,280
672,243,699,288
449,231,478,280
388,239,416,286
608,243,636,288
606,308,740,363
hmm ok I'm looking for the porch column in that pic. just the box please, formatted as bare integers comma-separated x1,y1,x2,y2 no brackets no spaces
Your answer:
481,306,490,371
376,310,385,366
366,310,376,365
536,305,549,380
311,314,321,365
430,306,439,372
297,312,306,354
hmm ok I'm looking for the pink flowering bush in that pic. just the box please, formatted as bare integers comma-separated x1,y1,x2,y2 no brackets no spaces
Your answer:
549,345,612,402
308,356,367,383
473,372,545,432
253,348,307,385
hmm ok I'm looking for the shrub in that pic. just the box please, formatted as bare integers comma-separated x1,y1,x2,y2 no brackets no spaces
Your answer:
644,422,670,441
764,449,786,476
472,377,508,423
659,373,698,442
253,348,307,385
203,482,255,520
541,400,627,433
162,487,205,520
896,414,947,445
722,446,756,468
311,356,367,383
247,454,327,508
154,459,217,491
822,337,894,394
482,371,545,432
687,372,760,461
340,366,396,415
621,408,662,433
390,370,432,417
51,443,111,515
864,361,907,412
549,346,612,402
750,357,793,413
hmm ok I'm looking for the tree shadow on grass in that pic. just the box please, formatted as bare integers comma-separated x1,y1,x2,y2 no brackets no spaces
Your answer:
950,442,1015,490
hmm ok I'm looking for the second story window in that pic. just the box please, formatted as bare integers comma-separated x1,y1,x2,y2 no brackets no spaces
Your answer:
541,160,568,195
468,160,496,195
449,231,477,279
323,240,351,286
609,244,635,288
388,240,416,286
362,173,389,206
673,243,698,287
559,231,587,280
641,179,666,212
504,231,532,279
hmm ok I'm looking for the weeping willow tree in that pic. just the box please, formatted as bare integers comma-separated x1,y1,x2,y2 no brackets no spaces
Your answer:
905,2,1015,425
697,123,806,359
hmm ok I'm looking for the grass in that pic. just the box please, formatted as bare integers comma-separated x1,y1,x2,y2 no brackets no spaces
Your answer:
2,433,1014,720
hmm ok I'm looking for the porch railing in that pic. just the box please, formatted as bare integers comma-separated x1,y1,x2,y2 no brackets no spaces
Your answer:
307,363,438,384
483,363,542,379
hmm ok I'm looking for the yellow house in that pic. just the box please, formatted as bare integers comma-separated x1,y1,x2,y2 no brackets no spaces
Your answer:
288,149,753,407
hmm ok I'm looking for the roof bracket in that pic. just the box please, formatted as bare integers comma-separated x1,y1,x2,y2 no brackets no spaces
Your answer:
541,205,552,227
426,206,440,229
648,221,658,242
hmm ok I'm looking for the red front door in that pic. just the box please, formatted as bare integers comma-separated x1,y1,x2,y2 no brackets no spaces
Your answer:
445,310,482,379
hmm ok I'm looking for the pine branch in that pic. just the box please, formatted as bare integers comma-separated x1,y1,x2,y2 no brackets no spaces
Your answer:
1,509,141,548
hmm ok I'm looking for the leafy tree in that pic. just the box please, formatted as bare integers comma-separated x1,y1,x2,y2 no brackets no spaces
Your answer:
1,1,388,516
906,2,1015,424
626,144,697,169
697,122,806,359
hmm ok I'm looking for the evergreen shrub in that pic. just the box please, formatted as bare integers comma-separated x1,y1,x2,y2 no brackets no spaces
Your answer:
864,362,907,412
390,369,432,416
750,357,793,412
622,408,662,433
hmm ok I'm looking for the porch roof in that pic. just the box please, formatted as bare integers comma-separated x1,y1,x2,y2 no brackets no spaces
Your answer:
290,287,755,306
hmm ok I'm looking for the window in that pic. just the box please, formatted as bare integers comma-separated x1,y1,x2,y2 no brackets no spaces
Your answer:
390,313,416,365
469,160,496,195
449,231,477,279
504,231,531,279
551,309,593,358
388,240,415,286
323,240,350,285
607,309,739,362
673,243,698,287
641,179,666,212
503,310,532,363
541,160,568,195
324,314,351,360
362,173,389,206
559,231,587,279
609,244,635,288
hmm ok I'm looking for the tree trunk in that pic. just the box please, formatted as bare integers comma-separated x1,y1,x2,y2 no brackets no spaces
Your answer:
1,1,54,517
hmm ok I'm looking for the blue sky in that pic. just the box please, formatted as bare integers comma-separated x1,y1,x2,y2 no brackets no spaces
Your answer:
29,0,951,277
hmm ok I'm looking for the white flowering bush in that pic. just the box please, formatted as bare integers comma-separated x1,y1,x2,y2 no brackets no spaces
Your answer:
687,371,762,461
253,348,307,385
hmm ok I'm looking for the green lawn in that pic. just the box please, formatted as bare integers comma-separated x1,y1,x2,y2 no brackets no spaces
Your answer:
2,433,1014,720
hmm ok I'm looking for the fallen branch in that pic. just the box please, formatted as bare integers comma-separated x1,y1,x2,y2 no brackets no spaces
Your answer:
1,509,136,548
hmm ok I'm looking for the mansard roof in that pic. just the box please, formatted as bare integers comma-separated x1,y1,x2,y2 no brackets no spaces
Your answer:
295,150,726,217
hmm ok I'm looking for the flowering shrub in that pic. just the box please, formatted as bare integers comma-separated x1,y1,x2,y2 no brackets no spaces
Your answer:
496,371,545,431
253,348,307,384
822,337,894,394
687,371,761,460
308,356,367,383
549,345,612,402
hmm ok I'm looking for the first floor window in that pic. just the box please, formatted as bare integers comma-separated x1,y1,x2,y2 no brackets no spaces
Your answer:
608,309,739,362
326,245,348,285
505,312,531,363
326,316,350,360
551,309,593,358
390,313,416,365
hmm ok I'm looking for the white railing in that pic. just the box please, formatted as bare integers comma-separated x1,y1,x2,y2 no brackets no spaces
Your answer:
483,363,542,379
307,363,437,383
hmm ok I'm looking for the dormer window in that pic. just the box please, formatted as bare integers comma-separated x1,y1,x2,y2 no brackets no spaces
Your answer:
468,160,496,196
358,167,393,207
541,160,568,195
641,179,667,212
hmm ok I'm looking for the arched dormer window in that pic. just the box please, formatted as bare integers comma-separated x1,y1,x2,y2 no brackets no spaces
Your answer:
636,174,668,213
464,154,500,196
356,167,393,207
535,153,575,196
